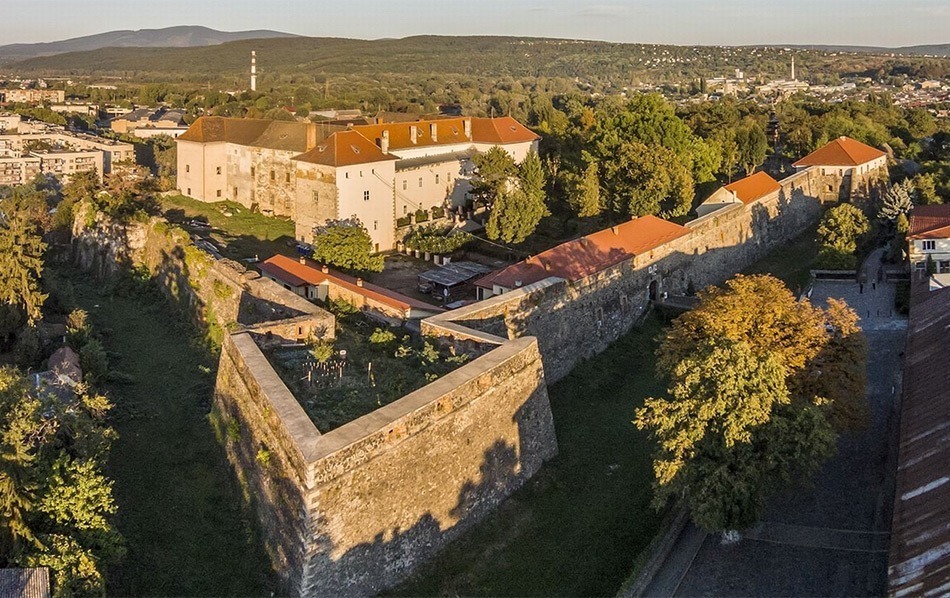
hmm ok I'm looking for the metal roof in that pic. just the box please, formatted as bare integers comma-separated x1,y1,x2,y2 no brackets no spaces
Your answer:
0,568,50,598
418,261,491,287
888,285,950,597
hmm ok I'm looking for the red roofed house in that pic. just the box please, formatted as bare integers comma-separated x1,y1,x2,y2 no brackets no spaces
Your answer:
907,204,950,276
475,215,690,299
259,253,444,324
695,171,783,217
176,115,539,251
792,136,887,177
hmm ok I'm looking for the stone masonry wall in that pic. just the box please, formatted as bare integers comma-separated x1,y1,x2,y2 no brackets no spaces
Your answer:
444,166,882,382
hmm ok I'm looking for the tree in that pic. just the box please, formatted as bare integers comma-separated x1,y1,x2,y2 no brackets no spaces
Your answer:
878,180,914,223
598,142,693,218
817,203,869,269
736,122,769,176
485,188,547,244
0,191,48,324
470,147,517,207
637,275,860,532
567,162,603,218
913,174,941,205
311,219,384,273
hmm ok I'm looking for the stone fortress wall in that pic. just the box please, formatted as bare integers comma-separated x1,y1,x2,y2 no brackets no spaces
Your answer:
431,166,882,382
69,160,883,596
70,203,559,596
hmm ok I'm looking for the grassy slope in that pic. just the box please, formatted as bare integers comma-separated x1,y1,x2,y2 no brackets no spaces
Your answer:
393,316,667,597
65,269,274,595
160,194,295,260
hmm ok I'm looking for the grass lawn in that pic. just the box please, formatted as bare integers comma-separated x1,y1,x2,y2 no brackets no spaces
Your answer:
742,223,819,294
392,315,668,597
160,194,296,261
61,267,275,595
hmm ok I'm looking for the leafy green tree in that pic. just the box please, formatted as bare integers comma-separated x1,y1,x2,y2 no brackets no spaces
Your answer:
599,142,693,218
637,275,859,532
913,174,941,205
817,204,869,268
567,162,603,218
471,147,517,207
736,122,769,176
0,192,48,324
311,219,384,273
485,188,547,244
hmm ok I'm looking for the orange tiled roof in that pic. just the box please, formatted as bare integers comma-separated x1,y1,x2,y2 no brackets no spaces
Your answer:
475,215,690,289
293,130,396,168
470,116,540,144
908,204,950,240
352,118,472,151
792,136,886,167
259,254,443,313
722,171,781,204
177,116,345,152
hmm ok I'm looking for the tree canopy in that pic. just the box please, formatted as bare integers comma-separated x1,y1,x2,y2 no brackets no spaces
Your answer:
311,219,384,273
485,150,548,244
816,204,870,269
637,274,866,532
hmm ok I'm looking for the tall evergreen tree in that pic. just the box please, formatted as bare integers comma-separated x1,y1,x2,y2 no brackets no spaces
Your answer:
0,193,48,324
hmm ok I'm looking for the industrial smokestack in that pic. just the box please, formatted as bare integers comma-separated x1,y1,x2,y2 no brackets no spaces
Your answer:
251,50,257,92
791,56,795,81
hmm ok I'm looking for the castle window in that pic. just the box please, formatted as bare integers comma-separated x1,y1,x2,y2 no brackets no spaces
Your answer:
402,180,407,191
435,174,440,184
233,187,238,197
186,188,191,195
185,164,190,173
373,220,378,230
216,189,222,198
285,173,291,183
345,172,349,179
364,190,370,202
418,177,423,188
403,205,407,214
216,166,222,175
360,170,363,177
251,166,255,177
270,170,275,181
922,240,936,251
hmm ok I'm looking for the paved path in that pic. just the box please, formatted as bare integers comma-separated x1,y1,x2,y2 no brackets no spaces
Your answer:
641,263,905,597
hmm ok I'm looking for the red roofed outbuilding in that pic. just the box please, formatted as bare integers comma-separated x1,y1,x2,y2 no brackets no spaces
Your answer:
792,136,887,176
696,171,783,217
907,204,950,275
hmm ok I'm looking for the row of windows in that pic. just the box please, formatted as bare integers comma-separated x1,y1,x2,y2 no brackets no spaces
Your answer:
401,172,452,191
922,240,937,251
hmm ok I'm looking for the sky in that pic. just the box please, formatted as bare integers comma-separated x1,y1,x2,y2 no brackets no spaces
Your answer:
3,0,948,48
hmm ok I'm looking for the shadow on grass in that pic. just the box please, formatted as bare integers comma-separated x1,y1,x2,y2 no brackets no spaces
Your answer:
391,315,668,597
58,265,276,596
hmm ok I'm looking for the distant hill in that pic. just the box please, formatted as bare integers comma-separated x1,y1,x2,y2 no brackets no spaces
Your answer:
0,26,297,60
6,36,948,86
770,43,950,57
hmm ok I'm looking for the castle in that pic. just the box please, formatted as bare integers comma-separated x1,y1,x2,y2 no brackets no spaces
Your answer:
175,115,539,251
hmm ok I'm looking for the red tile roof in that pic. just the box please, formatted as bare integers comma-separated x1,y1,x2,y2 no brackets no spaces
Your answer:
259,254,443,314
470,116,540,144
888,286,950,596
475,215,690,290
293,130,396,168
352,117,472,151
908,204,950,240
792,136,887,167
722,171,782,204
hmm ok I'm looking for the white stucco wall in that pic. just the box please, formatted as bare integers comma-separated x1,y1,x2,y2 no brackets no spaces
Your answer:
335,161,397,252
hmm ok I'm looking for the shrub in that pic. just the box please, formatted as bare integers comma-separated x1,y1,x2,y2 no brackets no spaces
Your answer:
403,224,472,254
310,342,334,363
80,339,109,382
369,328,397,344
414,209,430,224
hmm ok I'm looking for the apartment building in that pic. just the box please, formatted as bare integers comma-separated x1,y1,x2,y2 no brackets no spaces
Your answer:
176,115,539,251
0,88,66,104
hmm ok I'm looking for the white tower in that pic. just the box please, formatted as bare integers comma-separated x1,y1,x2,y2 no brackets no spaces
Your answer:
250,50,257,92
791,56,796,81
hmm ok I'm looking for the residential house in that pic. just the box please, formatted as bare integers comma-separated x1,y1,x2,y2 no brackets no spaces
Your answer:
908,204,950,275
695,171,782,217
110,107,187,135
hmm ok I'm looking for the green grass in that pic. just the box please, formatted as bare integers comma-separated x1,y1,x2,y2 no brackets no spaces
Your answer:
60,267,275,595
392,315,668,597
742,223,819,294
160,194,295,261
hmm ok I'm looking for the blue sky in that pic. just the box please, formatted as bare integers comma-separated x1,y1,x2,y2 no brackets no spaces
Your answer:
4,0,948,47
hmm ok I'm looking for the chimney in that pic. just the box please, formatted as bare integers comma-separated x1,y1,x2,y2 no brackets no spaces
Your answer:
463,118,472,139
410,125,418,144
250,51,257,92
321,264,329,274
299,255,306,264
514,280,522,287
306,122,318,151
611,226,619,235
380,130,390,154
430,122,437,142
356,277,364,287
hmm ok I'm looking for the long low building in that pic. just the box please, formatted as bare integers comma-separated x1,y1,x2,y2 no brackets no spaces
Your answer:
176,115,539,251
